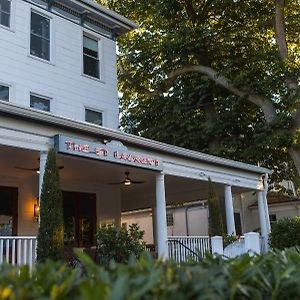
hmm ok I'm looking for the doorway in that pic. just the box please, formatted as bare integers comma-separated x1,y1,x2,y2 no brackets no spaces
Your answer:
63,191,97,247
0,186,18,236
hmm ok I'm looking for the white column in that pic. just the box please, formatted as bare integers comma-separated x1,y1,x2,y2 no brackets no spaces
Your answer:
258,191,267,238
155,173,168,259
263,174,271,235
39,151,48,198
224,185,236,235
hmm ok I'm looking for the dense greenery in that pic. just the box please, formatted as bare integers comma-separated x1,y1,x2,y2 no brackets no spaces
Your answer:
269,217,300,250
37,149,64,262
1,249,300,299
96,224,145,266
207,178,225,236
99,0,300,183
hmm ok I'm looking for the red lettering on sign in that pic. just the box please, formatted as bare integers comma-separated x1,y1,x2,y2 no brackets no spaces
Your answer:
95,147,108,156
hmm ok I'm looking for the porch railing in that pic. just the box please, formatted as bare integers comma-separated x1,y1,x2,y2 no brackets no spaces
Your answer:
168,236,210,262
0,236,37,269
223,236,245,258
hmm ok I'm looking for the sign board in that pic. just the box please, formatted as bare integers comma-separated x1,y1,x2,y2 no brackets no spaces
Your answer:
54,135,163,171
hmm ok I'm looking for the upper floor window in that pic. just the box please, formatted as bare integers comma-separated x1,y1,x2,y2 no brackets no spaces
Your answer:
30,94,50,112
83,35,99,79
30,11,50,61
85,108,102,126
0,84,9,101
0,0,11,28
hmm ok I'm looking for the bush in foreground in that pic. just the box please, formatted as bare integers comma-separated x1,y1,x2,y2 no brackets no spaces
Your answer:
269,216,300,249
1,248,300,299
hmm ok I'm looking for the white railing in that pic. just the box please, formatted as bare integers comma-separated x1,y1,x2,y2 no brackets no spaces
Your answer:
224,236,245,258
168,236,210,262
0,236,37,270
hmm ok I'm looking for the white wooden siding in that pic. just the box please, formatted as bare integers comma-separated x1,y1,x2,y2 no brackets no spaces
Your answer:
0,0,119,129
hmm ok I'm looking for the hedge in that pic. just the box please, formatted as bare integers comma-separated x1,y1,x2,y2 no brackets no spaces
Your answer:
1,248,300,299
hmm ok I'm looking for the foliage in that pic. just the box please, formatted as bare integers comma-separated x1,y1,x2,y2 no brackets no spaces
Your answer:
269,217,300,250
223,234,240,248
1,249,300,299
37,149,64,262
98,0,300,183
96,223,145,266
207,178,225,236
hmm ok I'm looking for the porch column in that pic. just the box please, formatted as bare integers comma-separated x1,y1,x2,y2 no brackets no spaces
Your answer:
263,174,271,235
224,185,236,235
155,173,168,259
258,190,270,251
39,151,48,198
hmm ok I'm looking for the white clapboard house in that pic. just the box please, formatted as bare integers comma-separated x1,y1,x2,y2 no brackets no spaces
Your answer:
0,0,271,265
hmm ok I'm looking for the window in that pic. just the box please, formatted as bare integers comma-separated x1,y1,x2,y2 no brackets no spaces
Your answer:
166,213,174,227
30,11,50,61
85,108,102,126
0,85,9,101
234,212,242,236
0,0,11,28
30,94,50,112
83,35,99,78
269,214,277,225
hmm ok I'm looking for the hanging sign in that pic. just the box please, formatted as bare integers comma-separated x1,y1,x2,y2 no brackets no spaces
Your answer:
54,135,163,171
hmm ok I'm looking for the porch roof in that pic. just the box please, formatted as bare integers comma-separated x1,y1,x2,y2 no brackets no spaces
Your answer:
0,101,271,175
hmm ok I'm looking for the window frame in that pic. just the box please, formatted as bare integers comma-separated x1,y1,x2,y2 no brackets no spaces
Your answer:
0,0,11,29
84,107,104,126
0,82,10,102
29,9,54,64
166,213,174,227
82,31,102,81
30,93,51,112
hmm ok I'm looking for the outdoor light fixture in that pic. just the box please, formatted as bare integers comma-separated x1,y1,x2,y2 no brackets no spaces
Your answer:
124,178,132,186
34,197,39,221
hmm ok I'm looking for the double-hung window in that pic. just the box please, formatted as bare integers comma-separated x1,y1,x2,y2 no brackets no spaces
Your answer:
85,108,102,126
30,94,50,112
0,84,9,101
83,35,100,79
0,0,11,28
30,11,50,61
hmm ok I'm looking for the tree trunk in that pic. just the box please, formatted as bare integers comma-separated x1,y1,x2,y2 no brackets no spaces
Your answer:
288,148,300,176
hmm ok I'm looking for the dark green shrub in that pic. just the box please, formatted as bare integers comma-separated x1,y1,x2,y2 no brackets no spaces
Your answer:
269,217,300,249
96,223,145,266
37,149,64,262
207,178,225,236
1,249,300,299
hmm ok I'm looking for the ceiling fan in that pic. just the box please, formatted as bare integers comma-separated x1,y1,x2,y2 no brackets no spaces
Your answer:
15,165,64,174
109,171,144,186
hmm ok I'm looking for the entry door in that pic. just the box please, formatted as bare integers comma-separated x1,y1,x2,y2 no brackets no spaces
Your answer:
63,191,96,247
0,186,18,236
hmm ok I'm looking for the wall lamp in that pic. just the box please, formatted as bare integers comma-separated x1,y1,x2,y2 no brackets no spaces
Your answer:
34,197,39,221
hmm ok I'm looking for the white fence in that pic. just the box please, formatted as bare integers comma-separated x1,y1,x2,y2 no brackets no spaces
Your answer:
0,237,37,270
223,237,245,258
168,236,210,262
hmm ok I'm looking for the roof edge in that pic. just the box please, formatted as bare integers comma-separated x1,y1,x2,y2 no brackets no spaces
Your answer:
0,101,271,175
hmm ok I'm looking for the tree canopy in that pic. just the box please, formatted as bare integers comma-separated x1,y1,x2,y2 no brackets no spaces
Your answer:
100,0,300,183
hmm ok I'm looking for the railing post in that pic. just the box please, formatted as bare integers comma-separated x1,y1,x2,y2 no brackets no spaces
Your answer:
211,236,224,255
244,232,260,255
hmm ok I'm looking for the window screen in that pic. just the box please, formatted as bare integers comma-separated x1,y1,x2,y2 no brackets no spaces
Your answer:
30,11,50,61
0,0,11,28
83,35,99,78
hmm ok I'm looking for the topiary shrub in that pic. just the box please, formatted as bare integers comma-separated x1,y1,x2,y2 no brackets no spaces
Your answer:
96,223,145,266
269,217,300,250
207,178,225,236
37,149,64,262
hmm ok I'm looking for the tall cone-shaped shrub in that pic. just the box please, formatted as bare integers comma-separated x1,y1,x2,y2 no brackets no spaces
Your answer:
37,149,64,262
207,178,225,236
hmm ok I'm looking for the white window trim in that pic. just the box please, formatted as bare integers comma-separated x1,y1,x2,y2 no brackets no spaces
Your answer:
29,92,52,113
81,29,104,82
0,0,15,32
27,7,55,65
84,106,104,126
0,81,12,102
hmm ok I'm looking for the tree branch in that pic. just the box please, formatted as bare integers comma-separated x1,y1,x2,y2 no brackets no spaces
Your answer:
166,65,276,122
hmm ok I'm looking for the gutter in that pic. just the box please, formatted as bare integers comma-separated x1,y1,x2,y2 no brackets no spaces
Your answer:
0,101,271,175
